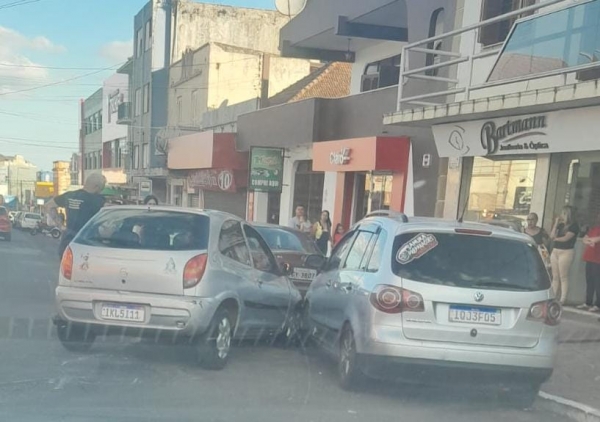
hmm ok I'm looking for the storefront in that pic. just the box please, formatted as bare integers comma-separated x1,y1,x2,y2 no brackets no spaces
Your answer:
430,105,600,304
312,136,411,230
167,131,248,218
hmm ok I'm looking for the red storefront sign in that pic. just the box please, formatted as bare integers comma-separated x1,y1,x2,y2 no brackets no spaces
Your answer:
187,169,237,193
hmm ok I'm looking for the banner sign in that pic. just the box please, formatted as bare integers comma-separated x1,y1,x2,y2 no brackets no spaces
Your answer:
249,147,284,192
187,169,237,193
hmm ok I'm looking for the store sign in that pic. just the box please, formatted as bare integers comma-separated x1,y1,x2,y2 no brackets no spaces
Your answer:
432,106,600,158
249,147,284,192
329,148,351,165
187,169,237,193
139,180,152,198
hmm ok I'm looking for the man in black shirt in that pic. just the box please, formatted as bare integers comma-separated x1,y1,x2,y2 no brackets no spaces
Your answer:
46,173,107,258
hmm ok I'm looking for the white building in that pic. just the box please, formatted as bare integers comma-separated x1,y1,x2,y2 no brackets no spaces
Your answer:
102,71,129,185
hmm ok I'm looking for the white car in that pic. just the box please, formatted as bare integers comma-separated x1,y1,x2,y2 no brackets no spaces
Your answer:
20,213,42,230
304,211,559,407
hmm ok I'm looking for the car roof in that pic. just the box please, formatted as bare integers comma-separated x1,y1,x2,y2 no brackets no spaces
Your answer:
98,205,243,221
357,215,532,243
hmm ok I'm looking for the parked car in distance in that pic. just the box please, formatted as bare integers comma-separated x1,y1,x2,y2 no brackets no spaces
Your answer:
253,223,326,296
0,207,11,241
54,207,302,369
305,212,559,407
20,212,42,230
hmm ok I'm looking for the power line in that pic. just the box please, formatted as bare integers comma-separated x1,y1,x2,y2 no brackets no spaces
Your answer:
0,0,41,10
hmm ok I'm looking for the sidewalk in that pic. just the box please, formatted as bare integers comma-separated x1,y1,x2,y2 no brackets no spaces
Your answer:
541,307,600,412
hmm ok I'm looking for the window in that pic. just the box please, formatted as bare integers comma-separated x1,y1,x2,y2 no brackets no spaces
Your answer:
479,0,536,47
243,225,278,273
176,96,183,124
145,20,152,51
343,231,374,270
143,84,150,114
191,89,198,125
488,1,600,82
366,230,387,272
392,232,550,291
136,27,144,57
76,209,210,251
425,8,445,76
324,231,356,271
135,88,142,117
361,55,401,93
218,220,251,266
142,143,149,169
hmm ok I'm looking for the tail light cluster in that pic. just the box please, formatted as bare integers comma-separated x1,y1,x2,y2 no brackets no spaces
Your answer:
61,247,73,280
369,285,425,314
183,254,208,289
528,299,562,326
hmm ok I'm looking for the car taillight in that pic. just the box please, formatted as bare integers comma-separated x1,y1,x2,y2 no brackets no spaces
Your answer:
61,247,73,280
183,254,208,289
369,285,425,314
528,299,561,326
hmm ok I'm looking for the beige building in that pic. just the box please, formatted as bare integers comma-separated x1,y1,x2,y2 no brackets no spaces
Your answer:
53,161,71,197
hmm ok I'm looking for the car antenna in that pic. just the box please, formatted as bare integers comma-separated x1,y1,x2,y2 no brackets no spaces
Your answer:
457,193,470,223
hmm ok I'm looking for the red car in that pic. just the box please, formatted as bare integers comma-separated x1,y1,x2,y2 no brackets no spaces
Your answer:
0,206,12,241
253,223,326,296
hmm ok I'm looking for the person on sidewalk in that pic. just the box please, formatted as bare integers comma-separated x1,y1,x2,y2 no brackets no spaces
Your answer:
288,205,311,233
579,212,600,312
45,173,107,259
550,205,580,304
312,210,332,255
524,212,551,270
333,224,345,247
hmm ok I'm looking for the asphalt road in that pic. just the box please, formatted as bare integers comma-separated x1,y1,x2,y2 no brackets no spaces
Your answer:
0,229,572,422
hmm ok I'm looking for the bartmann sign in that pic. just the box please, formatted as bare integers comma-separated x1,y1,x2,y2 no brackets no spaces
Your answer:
431,106,600,158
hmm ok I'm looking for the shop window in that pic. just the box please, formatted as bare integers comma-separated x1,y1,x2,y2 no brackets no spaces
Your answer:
355,173,393,222
292,160,324,225
463,157,537,231
479,0,536,47
425,8,445,76
361,55,401,93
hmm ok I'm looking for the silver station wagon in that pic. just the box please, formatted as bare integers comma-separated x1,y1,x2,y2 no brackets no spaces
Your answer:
54,206,302,369
305,212,559,407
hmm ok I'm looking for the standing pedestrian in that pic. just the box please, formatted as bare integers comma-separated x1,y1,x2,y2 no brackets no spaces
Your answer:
524,212,551,270
550,205,580,304
312,210,332,255
143,195,159,205
579,212,600,312
288,205,311,233
333,223,345,247
45,173,107,258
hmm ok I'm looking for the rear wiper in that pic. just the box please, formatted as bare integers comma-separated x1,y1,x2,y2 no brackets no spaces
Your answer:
473,281,533,291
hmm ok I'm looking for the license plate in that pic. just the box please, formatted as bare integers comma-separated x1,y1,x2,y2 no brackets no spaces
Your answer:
291,268,317,281
100,303,145,322
449,305,501,325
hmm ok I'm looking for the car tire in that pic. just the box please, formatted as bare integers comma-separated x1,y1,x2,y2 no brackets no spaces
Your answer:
338,325,364,391
197,308,233,370
51,229,61,239
56,321,96,353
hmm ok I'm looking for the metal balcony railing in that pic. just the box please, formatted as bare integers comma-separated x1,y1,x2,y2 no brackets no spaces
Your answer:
396,0,600,111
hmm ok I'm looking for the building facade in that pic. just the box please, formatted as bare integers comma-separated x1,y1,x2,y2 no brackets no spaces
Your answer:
385,0,599,304
102,72,129,185
81,88,103,182
0,154,37,207
122,0,292,203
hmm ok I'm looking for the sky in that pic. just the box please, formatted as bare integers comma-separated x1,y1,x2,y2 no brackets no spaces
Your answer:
0,0,274,171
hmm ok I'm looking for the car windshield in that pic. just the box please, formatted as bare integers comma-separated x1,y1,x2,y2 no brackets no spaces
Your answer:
392,232,551,291
76,209,210,251
25,213,41,220
255,226,320,254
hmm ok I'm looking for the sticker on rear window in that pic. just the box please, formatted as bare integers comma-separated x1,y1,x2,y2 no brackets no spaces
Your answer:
396,233,438,265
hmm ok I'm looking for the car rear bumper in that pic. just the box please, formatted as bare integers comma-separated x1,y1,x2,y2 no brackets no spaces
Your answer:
357,354,553,386
55,286,219,337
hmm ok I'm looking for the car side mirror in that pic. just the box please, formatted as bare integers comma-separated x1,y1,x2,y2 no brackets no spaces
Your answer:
304,254,327,271
280,262,293,276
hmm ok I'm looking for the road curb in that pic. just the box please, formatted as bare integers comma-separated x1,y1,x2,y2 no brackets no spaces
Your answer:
563,307,600,319
537,391,600,422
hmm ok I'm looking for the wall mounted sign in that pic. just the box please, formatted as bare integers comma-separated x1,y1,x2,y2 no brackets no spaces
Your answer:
249,147,284,192
329,147,351,165
188,169,237,193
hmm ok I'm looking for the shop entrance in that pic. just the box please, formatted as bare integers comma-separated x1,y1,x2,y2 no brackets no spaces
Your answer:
352,172,393,223
292,160,324,224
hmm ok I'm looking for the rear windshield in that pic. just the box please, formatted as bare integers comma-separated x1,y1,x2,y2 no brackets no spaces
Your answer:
75,209,210,251
255,226,320,254
392,232,550,292
25,214,41,220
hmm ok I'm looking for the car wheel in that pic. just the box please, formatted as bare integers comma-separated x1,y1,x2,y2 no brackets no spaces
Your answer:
51,229,61,239
197,308,233,370
56,321,96,353
338,325,363,390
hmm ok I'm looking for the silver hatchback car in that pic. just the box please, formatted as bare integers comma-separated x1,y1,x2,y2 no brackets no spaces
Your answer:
305,212,559,406
55,206,302,369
